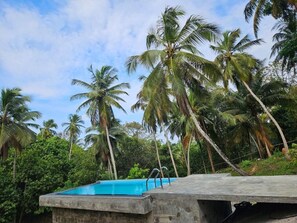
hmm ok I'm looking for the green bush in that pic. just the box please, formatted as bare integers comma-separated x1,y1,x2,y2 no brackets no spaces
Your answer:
241,160,252,168
0,161,19,223
127,163,149,179
0,136,101,223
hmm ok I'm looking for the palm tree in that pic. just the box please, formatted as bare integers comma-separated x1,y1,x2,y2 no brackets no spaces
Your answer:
0,88,40,160
131,69,181,177
62,114,84,160
40,119,58,139
85,118,125,178
85,127,113,176
244,0,297,37
211,29,290,159
132,89,168,178
168,104,194,175
127,6,247,175
71,65,130,179
162,125,179,177
271,19,297,74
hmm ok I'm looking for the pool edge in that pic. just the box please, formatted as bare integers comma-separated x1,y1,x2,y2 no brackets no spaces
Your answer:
39,194,152,214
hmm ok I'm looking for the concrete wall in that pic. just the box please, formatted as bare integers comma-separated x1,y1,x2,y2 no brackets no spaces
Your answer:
51,198,232,223
52,208,152,223
150,196,231,223
151,197,200,223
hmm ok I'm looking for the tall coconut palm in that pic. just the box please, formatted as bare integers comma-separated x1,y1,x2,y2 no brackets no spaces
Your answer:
211,29,290,159
244,0,297,37
0,88,41,160
127,6,247,175
40,119,58,139
62,114,85,160
71,65,130,179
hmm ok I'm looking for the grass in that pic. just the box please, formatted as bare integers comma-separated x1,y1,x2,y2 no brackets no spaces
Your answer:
220,148,297,176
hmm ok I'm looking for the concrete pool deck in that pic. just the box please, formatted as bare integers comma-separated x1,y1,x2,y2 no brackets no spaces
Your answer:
39,174,297,223
146,174,297,204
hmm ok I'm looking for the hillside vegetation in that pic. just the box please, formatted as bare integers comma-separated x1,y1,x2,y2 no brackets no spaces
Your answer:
221,146,297,176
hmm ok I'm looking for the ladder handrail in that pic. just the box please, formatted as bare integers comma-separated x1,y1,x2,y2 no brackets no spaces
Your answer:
161,166,171,185
146,166,171,191
146,168,160,190
154,172,163,189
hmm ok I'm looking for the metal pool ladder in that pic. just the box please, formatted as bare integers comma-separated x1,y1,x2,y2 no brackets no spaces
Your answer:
146,166,171,191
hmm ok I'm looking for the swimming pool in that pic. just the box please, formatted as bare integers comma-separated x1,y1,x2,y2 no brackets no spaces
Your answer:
57,178,175,196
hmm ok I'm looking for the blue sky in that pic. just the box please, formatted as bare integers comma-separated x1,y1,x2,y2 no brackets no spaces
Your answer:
0,0,275,136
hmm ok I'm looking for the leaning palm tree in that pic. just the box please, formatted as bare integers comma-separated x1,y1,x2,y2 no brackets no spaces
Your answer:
127,6,247,175
211,29,290,159
0,88,41,160
62,114,85,160
244,0,297,37
40,119,58,139
71,65,130,179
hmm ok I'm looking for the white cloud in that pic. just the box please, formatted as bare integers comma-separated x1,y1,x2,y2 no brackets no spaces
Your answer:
0,0,278,129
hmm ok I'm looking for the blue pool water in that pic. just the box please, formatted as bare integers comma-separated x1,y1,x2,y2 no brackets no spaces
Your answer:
58,178,175,196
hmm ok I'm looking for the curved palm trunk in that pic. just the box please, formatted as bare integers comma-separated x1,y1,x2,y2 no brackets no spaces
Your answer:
163,128,179,177
185,100,248,176
153,132,164,178
242,81,290,160
105,125,118,179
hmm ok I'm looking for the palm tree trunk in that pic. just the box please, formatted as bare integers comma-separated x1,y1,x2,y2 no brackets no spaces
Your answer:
105,125,118,179
153,132,164,178
187,136,192,176
206,144,215,173
242,81,290,160
250,133,263,159
107,158,113,178
185,99,248,176
181,140,189,174
201,120,215,173
68,137,73,160
265,142,272,157
163,128,179,177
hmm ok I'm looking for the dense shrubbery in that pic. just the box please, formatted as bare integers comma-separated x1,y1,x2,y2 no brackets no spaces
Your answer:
0,137,99,223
